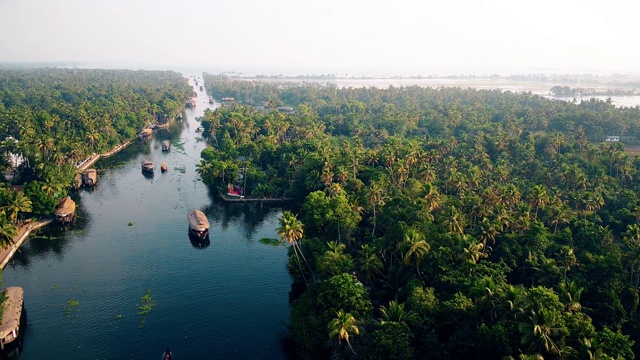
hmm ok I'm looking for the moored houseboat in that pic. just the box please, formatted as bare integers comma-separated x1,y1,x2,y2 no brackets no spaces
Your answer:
138,128,152,140
82,169,97,187
160,163,168,172
188,209,210,239
54,196,76,224
0,287,24,353
162,140,170,152
141,160,154,173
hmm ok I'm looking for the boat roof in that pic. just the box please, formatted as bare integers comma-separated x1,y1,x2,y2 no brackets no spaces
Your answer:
188,210,209,228
54,196,76,215
0,287,23,340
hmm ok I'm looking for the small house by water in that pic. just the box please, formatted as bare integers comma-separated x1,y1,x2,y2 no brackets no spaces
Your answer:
82,169,97,187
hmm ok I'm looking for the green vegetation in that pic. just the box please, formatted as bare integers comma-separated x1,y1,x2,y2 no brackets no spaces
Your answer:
202,74,640,359
63,298,80,317
137,289,156,316
259,238,282,246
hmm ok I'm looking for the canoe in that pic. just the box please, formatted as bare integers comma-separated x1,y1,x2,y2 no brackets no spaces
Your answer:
188,209,210,239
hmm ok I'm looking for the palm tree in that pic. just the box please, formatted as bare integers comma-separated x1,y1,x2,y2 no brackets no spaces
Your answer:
328,310,359,355
528,185,550,217
400,228,430,280
277,211,311,283
379,300,418,324
2,191,32,224
0,221,18,249
358,244,383,287
519,309,562,356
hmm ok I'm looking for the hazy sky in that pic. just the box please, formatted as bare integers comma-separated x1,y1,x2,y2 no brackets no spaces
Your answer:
1,0,639,75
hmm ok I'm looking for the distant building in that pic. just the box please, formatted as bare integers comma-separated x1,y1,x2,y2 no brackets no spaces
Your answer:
605,135,638,144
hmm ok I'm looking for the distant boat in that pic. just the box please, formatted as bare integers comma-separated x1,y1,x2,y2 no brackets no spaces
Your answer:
162,140,170,152
54,196,76,225
188,209,210,239
162,349,173,360
160,163,168,172
82,169,97,187
209,97,214,104
141,160,154,173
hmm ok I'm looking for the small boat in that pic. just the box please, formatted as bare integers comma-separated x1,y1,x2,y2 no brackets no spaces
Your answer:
0,287,24,351
162,349,173,360
162,140,170,152
82,169,97,187
160,163,168,172
199,85,203,91
188,209,210,239
54,196,76,224
141,160,154,173
209,97,214,104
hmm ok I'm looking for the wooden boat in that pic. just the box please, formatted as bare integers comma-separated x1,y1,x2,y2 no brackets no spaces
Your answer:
162,349,173,360
54,196,76,224
160,163,168,172
82,169,97,187
162,140,170,152
0,287,24,351
141,160,154,173
188,209,210,239
138,128,152,140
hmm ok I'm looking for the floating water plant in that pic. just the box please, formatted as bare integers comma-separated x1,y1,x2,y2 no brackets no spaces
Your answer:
137,289,156,316
259,238,282,246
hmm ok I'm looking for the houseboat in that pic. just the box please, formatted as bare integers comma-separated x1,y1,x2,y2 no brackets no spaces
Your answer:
82,169,97,187
188,209,210,239
54,196,76,224
138,128,152,140
0,287,24,353
187,98,197,107
160,163,168,172
162,140,170,152
141,160,154,173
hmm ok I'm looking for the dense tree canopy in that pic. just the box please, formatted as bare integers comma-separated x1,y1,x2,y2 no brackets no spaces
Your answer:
202,74,640,359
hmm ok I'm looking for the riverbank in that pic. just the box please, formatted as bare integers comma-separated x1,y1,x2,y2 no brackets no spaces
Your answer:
217,189,292,203
0,218,52,270
1,139,139,270
77,140,133,173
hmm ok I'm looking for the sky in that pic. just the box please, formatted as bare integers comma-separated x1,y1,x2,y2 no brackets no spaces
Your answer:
1,0,639,76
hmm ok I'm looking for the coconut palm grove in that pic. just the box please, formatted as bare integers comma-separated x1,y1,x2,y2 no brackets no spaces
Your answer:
3,68,640,358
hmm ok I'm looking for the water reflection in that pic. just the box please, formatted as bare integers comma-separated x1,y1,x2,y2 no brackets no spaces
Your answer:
188,232,210,249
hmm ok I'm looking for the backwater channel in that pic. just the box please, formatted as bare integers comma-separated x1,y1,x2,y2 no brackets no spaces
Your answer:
3,76,292,359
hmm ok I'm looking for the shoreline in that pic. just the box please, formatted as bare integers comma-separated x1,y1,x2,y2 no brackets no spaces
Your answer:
0,137,143,271
0,218,52,270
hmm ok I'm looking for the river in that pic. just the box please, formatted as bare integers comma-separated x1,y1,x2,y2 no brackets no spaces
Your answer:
2,76,292,359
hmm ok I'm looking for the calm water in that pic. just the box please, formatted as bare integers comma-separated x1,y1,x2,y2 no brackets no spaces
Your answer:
2,77,292,360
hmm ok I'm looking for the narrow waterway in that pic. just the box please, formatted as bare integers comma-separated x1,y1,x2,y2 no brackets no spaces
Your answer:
2,76,292,359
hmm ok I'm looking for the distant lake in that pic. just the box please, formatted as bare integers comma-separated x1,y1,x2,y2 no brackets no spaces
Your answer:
2,78,292,360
